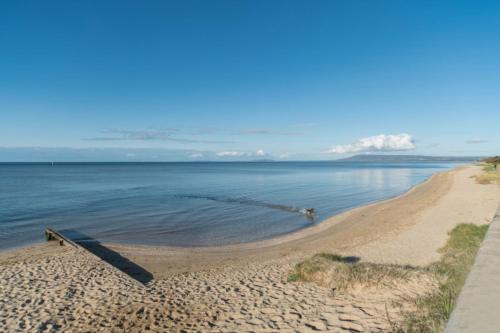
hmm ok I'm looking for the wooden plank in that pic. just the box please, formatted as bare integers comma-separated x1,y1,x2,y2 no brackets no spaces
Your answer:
45,227,146,287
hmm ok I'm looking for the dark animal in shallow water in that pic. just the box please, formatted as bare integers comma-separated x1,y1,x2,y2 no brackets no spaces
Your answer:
299,208,315,217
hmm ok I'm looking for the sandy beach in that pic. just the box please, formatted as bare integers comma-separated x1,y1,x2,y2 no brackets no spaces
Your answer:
1,164,499,332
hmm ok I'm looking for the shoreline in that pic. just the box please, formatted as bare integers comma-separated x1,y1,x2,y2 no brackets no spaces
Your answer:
0,166,462,271
103,164,498,277
2,164,499,332
2,164,497,273
0,164,448,254
83,165,459,277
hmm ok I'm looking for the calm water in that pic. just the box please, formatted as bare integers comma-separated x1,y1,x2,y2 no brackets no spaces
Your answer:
0,162,458,250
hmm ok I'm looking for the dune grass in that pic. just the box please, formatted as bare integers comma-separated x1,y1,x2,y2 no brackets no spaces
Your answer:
288,252,420,290
474,162,500,184
288,223,489,332
397,223,488,332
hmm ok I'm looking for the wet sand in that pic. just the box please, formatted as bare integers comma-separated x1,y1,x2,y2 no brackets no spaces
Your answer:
1,164,499,332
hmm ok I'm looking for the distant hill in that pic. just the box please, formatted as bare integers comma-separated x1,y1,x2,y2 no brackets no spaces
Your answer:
338,154,482,163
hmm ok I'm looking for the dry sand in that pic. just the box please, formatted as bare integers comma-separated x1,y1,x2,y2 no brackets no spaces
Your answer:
1,165,499,332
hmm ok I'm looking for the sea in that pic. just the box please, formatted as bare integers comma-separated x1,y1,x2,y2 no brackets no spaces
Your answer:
0,161,460,251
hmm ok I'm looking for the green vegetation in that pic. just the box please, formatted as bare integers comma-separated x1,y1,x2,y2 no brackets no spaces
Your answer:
475,158,500,184
288,223,489,332
288,252,420,290
482,164,497,172
399,223,488,332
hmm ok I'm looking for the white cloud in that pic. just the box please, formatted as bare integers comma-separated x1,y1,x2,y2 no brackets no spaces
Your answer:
278,153,290,159
216,149,267,158
189,153,204,158
216,151,249,157
326,134,416,154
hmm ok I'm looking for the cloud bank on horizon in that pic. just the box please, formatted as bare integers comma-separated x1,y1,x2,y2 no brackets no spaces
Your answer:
326,134,416,154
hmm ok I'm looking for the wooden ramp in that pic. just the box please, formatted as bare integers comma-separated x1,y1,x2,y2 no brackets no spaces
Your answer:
45,228,150,286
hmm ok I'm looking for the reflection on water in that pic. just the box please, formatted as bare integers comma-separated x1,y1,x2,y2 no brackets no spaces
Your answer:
356,167,413,191
0,162,457,250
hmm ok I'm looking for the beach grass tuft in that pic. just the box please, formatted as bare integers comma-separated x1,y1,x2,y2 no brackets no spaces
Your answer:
289,253,421,291
316,252,345,262
289,223,489,332
474,161,500,184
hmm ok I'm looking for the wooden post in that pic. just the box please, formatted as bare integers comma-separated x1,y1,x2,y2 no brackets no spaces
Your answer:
44,228,78,248
45,230,54,241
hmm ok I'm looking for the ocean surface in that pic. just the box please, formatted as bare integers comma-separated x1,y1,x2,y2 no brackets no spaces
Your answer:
0,162,459,251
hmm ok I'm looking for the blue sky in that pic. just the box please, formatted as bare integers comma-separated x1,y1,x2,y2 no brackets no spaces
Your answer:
1,0,499,161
